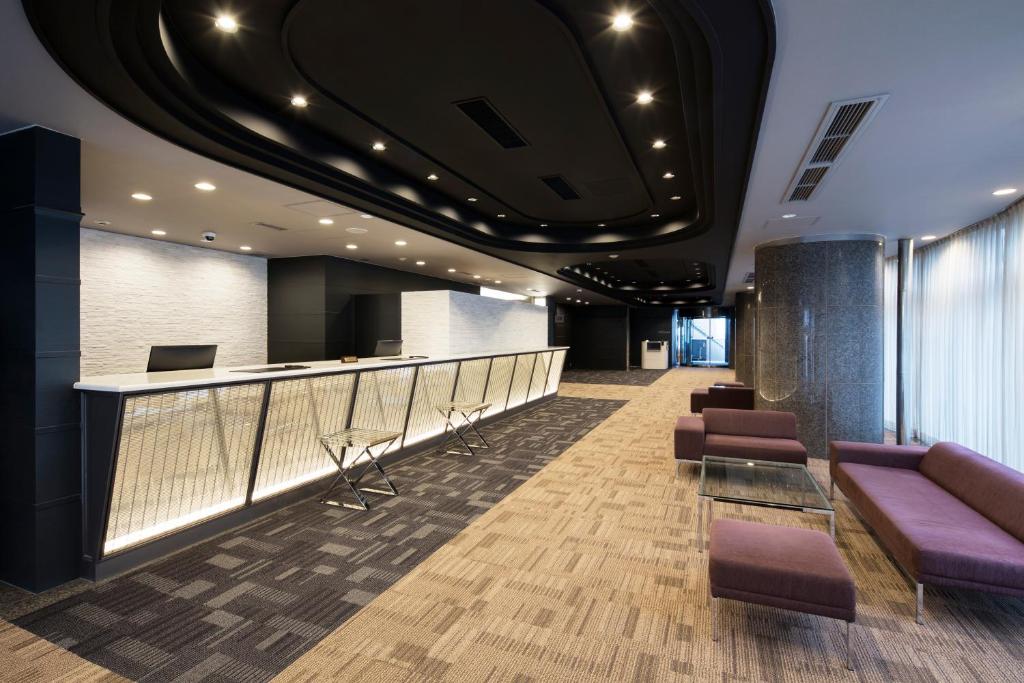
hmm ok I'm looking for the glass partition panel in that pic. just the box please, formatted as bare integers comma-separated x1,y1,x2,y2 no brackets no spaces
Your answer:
403,362,459,447
104,382,265,554
482,355,516,417
506,353,537,410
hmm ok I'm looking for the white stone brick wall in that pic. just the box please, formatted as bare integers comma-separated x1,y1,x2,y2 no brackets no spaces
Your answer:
401,290,547,356
80,228,268,375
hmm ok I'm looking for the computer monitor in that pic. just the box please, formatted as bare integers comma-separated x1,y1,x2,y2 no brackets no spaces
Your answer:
373,339,403,357
147,345,218,372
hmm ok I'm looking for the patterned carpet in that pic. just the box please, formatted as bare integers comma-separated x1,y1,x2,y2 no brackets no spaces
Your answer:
11,397,624,682
5,370,1024,682
560,369,669,386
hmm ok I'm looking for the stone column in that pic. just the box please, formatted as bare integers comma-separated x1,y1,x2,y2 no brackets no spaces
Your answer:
734,291,756,387
754,235,884,458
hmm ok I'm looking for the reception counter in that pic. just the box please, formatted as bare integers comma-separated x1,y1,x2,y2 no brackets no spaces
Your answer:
76,347,567,578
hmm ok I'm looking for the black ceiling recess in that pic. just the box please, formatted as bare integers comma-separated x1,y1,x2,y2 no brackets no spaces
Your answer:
24,0,774,305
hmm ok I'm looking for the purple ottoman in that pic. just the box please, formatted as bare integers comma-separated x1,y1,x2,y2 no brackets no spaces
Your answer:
709,519,856,670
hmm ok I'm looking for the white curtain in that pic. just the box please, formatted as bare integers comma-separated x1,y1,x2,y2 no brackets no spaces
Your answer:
906,199,1024,470
883,257,897,432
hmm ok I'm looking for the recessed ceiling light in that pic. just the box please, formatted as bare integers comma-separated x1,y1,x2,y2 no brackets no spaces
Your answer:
612,12,634,31
346,227,368,234
540,223,548,227
319,218,334,225
671,195,682,201
652,139,667,149
131,192,152,201
360,214,373,219
921,235,937,241
497,213,506,218
598,223,606,227
214,15,238,33
345,244,358,250
495,280,502,284
467,197,478,202
782,213,797,219
575,299,581,303
993,187,1018,196
95,220,111,226
609,254,619,259
194,181,216,192
399,257,407,261
427,173,439,181
651,213,660,218
662,172,675,179
636,90,653,105
151,229,166,236
415,260,426,266
395,240,407,246
239,245,252,251
566,297,571,300
585,301,590,305
473,275,481,279
371,141,387,151
746,285,754,290
290,95,308,108
447,268,457,273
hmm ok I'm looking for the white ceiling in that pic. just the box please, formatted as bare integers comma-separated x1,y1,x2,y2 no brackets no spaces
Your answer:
0,0,619,306
727,0,1024,295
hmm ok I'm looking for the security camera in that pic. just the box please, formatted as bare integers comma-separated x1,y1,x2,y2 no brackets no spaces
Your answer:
201,231,217,242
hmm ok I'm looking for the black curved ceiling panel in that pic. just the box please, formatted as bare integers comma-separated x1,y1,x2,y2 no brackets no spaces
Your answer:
23,0,774,305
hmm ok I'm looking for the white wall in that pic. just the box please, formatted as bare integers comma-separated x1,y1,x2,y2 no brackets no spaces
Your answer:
80,229,267,375
401,290,547,356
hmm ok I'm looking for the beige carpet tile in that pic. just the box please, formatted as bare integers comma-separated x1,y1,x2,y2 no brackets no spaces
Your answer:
0,620,124,682
274,368,1024,682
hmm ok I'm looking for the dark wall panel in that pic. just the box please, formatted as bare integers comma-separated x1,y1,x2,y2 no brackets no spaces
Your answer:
628,308,673,368
568,305,628,370
269,256,478,362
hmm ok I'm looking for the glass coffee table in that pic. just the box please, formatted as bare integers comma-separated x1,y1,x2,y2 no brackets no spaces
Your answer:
697,455,834,552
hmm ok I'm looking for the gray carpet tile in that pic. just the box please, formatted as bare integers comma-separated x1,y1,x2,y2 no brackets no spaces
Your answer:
15,396,624,682
561,369,669,386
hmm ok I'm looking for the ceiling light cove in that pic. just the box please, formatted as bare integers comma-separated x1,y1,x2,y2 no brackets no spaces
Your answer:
290,95,308,108
214,15,238,33
131,192,152,201
194,181,216,191
612,12,634,32
993,187,1018,196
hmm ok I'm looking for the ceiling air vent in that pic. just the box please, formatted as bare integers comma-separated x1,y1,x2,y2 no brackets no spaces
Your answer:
455,98,528,149
783,94,887,202
540,175,581,200
743,272,755,284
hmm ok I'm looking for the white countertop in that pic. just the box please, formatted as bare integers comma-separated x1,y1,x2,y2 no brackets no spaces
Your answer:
74,347,569,393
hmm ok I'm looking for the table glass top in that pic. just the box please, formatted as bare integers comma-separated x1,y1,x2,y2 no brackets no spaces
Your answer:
698,456,832,512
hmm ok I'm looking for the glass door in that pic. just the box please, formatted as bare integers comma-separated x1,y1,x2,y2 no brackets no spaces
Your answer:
678,316,730,367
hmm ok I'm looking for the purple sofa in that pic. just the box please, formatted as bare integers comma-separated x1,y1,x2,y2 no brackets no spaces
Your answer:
690,382,755,413
674,408,807,476
830,440,1024,623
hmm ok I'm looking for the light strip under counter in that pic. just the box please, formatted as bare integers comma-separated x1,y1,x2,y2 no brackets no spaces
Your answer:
75,347,568,577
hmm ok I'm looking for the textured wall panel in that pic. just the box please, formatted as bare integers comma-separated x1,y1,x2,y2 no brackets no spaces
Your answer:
105,383,265,554
403,362,459,447
252,374,357,501
506,354,537,410
401,290,547,356
80,228,267,375
546,349,566,395
482,355,516,417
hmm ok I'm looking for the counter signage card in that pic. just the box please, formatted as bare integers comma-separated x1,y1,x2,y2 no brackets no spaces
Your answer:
341,355,358,363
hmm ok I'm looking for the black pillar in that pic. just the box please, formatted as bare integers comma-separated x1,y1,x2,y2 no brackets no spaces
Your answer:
0,126,82,591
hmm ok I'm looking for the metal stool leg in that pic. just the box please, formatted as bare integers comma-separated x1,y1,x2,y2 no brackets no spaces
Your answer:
438,408,484,456
353,445,399,497
462,409,490,449
319,445,371,510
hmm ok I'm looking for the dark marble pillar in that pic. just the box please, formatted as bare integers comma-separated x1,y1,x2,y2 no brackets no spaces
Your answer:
734,292,756,387
754,236,884,458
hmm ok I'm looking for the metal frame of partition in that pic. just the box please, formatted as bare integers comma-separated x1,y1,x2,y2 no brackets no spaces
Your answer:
79,348,567,579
